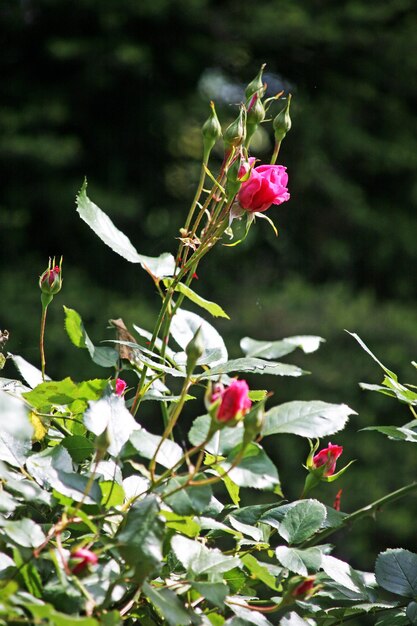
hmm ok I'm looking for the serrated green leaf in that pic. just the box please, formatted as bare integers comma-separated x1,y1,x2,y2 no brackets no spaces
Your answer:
321,554,361,592
219,443,280,491
9,354,45,388
171,309,228,367
26,446,101,504
84,394,138,456
129,427,183,468
100,481,125,507
0,391,33,467
160,511,200,538
192,581,229,606
4,519,45,548
143,582,192,626
171,535,241,576
200,357,304,379
263,401,355,438
165,279,229,319
362,426,417,443
375,549,417,597
76,181,176,276
275,546,322,575
64,306,118,367
279,500,327,544
161,475,212,515
241,554,279,590
61,435,94,463
188,414,244,455
117,496,164,581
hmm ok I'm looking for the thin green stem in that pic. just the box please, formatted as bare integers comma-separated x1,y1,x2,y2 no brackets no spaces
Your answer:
270,140,281,165
40,305,48,381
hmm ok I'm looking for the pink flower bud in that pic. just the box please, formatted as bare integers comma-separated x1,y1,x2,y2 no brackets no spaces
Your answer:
313,442,343,477
115,378,127,396
216,379,252,423
237,163,290,213
70,548,98,575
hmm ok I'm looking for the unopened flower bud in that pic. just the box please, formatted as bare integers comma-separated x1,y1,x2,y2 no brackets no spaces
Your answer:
185,326,204,375
245,92,266,148
39,257,63,308
215,379,252,424
245,64,266,99
115,378,127,396
202,101,222,162
225,153,245,197
273,94,292,144
291,576,316,599
223,105,247,153
70,548,98,576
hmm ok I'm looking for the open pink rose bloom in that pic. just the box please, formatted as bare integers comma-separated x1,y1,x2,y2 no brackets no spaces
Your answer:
238,161,290,213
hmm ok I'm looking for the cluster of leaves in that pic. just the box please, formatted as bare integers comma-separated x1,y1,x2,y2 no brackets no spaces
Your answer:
0,181,416,625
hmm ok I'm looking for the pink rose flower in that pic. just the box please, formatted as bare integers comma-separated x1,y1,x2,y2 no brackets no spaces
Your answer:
115,378,127,396
70,548,98,575
216,379,252,422
238,160,290,213
312,442,343,477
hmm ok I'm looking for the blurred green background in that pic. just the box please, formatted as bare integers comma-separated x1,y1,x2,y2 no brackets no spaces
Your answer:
1,0,417,576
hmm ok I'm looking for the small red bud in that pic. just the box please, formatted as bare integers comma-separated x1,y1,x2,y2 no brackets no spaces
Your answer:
70,548,98,575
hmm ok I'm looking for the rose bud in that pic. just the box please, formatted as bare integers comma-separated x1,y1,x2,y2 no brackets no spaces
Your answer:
115,378,127,396
273,94,292,144
237,163,290,213
202,101,222,162
245,63,266,99
39,257,63,297
223,105,247,154
312,442,343,477
216,379,252,423
291,577,316,599
70,548,98,576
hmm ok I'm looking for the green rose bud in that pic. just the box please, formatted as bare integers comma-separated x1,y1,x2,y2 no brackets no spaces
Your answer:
273,94,292,144
245,63,266,99
223,105,247,154
202,101,222,162
185,326,204,375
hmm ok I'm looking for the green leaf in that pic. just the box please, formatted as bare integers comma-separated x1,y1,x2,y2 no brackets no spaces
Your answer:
279,499,327,544
240,335,324,359
142,582,192,626
200,357,304,379
171,309,228,367
100,481,125,507
192,581,229,606
23,376,108,411
116,496,164,581
27,604,99,626
362,426,417,443
129,427,183,468
160,511,200,538
84,394,138,456
76,180,176,277
227,604,275,626
9,354,45,388
375,549,417,597
26,446,101,504
241,554,279,590
407,602,417,625
275,546,322,576
64,306,118,367
161,476,212,515
0,391,33,467
280,613,312,626
188,414,244,455
263,401,355,438
321,554,361,593
171,535,241,576
164,279,229,319
61,435,95,463
219,443,280,491
4,519,45,548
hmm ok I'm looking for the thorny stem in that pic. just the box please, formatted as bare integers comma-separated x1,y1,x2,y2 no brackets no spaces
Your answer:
300,480,417,549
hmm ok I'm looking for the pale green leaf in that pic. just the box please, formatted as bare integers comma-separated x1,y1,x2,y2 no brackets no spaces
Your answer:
171,535,241,576
275,546,322,576
375,549,417,597
165,279,229,319
0,391,33,467
76,181,176,277
201,357,304,379
171,309,228,367
279,500,327,545
263,401,355,438
129,427,183,468
143,582,192,626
